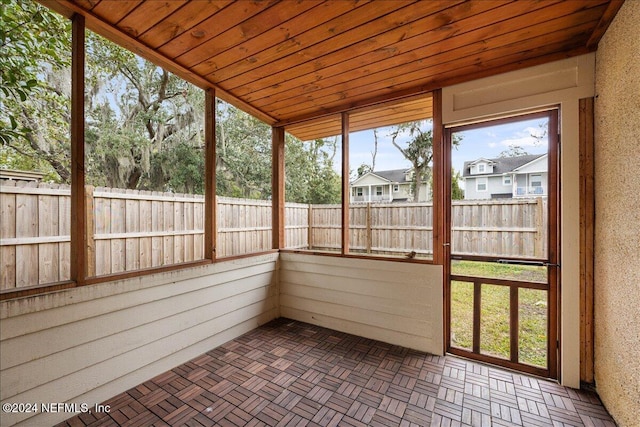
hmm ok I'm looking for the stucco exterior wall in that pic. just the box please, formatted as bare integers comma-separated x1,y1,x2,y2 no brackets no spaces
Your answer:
593,1,640,426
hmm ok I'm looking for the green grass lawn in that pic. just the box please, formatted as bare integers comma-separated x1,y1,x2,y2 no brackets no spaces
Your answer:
450,261,548,368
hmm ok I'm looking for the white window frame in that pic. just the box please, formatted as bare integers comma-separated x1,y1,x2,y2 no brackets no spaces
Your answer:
375,186,383,196
393,184,399,192
356,187,363,196
531,174,542,187
477,163,486,173
476,177,488,192
503,175,512,186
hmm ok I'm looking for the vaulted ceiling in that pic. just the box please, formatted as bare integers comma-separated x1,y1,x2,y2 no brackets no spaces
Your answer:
42,0,623,139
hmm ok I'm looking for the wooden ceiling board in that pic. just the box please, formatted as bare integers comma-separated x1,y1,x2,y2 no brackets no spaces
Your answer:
192,1,359,81
137,1,234,49
255,3,607,120
230,0,484,104
117,1,188,38
217,0,444,93
158,1,276,61
278,19,599,122
42,0,622,140
285,95,433,140
250,0,603,114
186,1,321,73
74,0,100,11
286,116,342,141
90,1,141,25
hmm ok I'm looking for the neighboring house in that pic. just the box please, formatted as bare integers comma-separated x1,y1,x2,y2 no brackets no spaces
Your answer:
462,154,548,199
0,169,45,182
350,168,430,203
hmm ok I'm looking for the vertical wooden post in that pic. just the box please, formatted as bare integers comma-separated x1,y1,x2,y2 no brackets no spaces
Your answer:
579,97,595,384
70,14,86,285
533,197,544,258
366,203,372,253
204,89,217,260
307,204,313,250
272,126,285,250
510,286,519,363
432,89,446,266
85,185,95,277
341,112,350,254
431,89,449,355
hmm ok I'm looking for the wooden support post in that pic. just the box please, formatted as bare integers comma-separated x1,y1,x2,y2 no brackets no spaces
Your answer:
432,89,447,266
204,89,217,260
70,14,86,285
432,89,449,355
341,112,350,254
579,97,595,384
272,126,285,250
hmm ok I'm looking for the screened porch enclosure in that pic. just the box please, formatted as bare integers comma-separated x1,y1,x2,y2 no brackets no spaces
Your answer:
2,1,638,427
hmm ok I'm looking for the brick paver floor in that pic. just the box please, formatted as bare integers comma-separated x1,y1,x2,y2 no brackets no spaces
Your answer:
57,318,616,426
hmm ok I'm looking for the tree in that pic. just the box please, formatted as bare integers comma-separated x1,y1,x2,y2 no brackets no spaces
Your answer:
499,145,529,158
84,33,206,191
216,100,272,199
451,169,465,200
1,0,341,203
285,135,341,204
389,121,432,201
1,0,71,181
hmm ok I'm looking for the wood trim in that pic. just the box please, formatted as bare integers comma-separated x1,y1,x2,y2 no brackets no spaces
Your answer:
279,249,435,265
547,108,561,381
70,14,86,285
0,281,78,301
448,347,549,378
510,286,519,363
450,275,549,291
472,281,481,354
586,0,625,49
0,251,278,302
272,126,286,250
579,97,595,384
204,89,216,260
432,89,446,266
341,113,350,254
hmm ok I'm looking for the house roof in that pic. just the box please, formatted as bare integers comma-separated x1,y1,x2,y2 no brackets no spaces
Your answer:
351,169,411,186
41,1,623,140
462,154,547,177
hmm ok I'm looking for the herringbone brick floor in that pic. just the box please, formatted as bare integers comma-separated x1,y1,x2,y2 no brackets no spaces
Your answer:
57,319,616,427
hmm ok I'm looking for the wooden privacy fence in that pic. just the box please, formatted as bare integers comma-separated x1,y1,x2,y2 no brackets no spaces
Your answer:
1,180,546,289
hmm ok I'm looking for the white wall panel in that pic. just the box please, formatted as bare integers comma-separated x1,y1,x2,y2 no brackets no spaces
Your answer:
0,254,278,426
279,253,443,356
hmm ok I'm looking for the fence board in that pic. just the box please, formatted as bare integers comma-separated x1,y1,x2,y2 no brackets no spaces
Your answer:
1,180,547,288
0,181,17,289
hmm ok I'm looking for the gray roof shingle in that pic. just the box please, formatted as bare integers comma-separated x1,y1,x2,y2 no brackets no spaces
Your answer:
462,154,545,177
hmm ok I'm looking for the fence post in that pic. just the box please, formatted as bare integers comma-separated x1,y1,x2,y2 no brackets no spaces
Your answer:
534,197,544,258
85,185,95,277
366,203,372,253
307,204,313,250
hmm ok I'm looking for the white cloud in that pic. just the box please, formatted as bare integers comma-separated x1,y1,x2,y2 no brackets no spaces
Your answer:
499,126,548,148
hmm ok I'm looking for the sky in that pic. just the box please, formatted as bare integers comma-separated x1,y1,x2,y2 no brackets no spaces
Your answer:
339,116,549,178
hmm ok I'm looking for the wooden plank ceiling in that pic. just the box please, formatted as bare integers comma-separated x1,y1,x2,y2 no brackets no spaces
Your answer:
44,0,622,140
